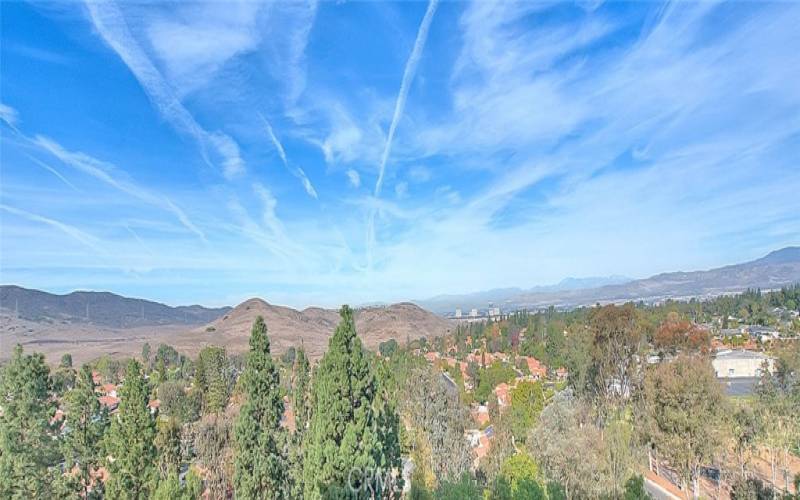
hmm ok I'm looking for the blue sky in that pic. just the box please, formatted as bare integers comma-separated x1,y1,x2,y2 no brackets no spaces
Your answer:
1,0,799,308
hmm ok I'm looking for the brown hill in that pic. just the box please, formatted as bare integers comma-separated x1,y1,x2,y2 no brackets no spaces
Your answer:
1,294,451,365
200,299,452,360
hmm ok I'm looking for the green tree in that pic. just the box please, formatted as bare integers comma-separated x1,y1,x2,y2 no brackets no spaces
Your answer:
379,338,399,358
196,346,230,414
233,316,288,498
293,347,311,434
303,305,402,498
154,418,183,480
152,469,202,500
141,343,151,369
104,359,157,500
623,475,651,500
641,357,727,499
507,380,546,442
290,347,311,498
0,345,58,498
435,473,482,500
61,353,73,368
62,364,109,498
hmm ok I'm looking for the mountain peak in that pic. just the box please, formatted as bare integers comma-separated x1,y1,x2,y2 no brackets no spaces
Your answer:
757,246,800,265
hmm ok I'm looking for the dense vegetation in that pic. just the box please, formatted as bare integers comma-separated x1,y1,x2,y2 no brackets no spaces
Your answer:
1,286,799,498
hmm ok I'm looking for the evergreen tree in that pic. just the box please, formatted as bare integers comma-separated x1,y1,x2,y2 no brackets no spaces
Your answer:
234,316,288,498
0,345,58,498
196,346,230,413
293,347,311,434
154,418,183,480
303,306,402,498
105,359,157,500
290,347,311,498
62,364,109,498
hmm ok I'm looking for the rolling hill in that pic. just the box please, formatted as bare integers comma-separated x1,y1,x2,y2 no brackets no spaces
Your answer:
0,285,230,328
0,289,451,364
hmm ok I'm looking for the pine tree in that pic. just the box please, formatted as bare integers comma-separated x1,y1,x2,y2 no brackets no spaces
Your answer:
154,417,183,480
234,316,288,498
105,359,157,500
289,347,311,498
196,346,230,413
0,345,58,498
62,364,109,498
293,347,311,434
302,306,402,498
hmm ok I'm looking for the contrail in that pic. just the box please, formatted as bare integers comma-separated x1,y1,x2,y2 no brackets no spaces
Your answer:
367,0,439,268
261,114,318,199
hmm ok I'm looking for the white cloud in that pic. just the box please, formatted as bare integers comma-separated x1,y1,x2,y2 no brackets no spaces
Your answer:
84,0,245,179
145,1,262,96
394,181,408,199
1,204,105,254
0,102,19,127
262,115,318,198
407,165,431,183
346,169,361,188
33,135,207,241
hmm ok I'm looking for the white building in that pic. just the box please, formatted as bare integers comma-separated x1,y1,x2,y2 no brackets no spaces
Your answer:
469,308,478,318
455,308,462,318
712,350,774,379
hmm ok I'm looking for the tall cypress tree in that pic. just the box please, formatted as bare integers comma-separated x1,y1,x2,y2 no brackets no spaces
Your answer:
62,364,109,498
234,316,288,498
293,347,311,434
302,306,402,499
105,359,157,500
289,347,311,498
0,345,58,498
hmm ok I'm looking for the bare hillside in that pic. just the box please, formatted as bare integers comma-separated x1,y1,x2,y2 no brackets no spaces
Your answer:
201,299,452,359
0,296,451,364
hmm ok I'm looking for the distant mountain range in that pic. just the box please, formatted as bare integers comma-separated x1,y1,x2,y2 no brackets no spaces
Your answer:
2,246,799,363
0,285,231,328
418,247,800,314
418,275,632,313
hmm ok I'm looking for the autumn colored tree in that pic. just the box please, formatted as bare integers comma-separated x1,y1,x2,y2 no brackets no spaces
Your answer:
654,312,710,354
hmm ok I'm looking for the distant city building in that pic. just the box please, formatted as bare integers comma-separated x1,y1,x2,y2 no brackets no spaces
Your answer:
713,349,774,378
469,308,478,318
488,307,500,317
455,308,462,318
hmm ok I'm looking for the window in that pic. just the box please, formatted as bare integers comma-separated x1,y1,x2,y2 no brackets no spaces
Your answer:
728,368,735,376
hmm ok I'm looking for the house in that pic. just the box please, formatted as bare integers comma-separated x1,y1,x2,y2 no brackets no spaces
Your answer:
494,383,511,407
98,395,120,413
472,405,490,427
91,371,102,385
522,356,547,379
555,367,568,381
746,325,780,342
147,399,160,415
97,383,117,398
713,350,774,379
424,351,439,363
